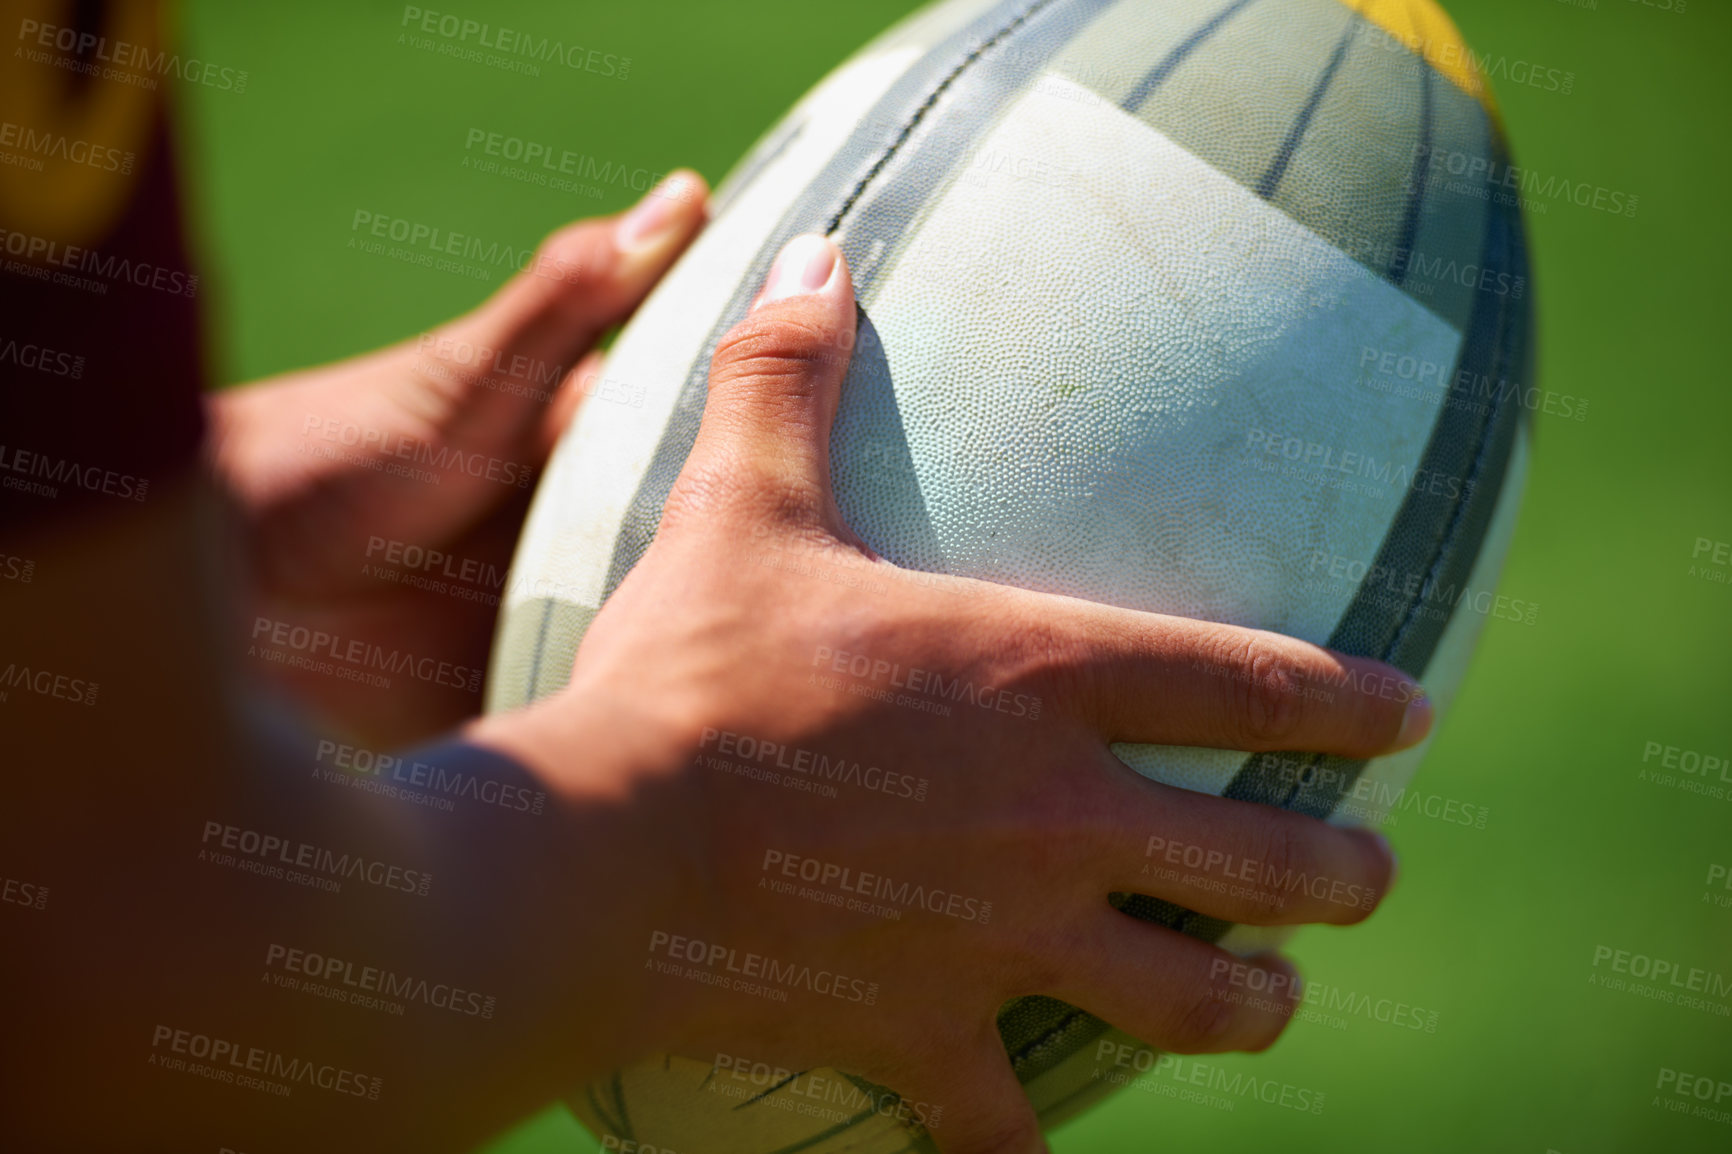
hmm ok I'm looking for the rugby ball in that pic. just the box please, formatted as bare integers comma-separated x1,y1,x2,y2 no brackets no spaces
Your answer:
488,0,1534,1146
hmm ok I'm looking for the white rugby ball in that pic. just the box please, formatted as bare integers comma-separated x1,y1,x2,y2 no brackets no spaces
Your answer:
488,0,1533,1145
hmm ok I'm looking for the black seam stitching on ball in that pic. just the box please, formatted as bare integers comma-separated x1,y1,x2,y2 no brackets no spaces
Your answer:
822,0,1063,237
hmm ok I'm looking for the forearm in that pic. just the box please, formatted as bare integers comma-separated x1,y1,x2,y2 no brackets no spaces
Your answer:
0,478,664,1151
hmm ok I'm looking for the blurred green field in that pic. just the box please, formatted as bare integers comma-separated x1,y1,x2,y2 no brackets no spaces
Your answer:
178,1,1732,1150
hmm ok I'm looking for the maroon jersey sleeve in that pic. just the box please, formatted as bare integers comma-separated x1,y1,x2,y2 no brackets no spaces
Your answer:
0,0,206,529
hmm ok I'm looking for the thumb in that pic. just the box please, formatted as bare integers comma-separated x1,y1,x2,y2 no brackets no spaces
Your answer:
456,168,709,355
402,171,708,455
680,233,857,534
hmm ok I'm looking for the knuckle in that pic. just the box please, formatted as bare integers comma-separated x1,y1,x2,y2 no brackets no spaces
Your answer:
531,221,612,288
1168,968,1238,1052
665,459,819,540
709,314,846,388
1224,634,1307,747
1250,818,1306,919
993,606,1084,712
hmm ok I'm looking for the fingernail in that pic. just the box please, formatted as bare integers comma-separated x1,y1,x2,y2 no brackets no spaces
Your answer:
755,234,837,308
1250,951,1303,1004
617,171,697,252
1393,690,1433,751
1370,831,1399,889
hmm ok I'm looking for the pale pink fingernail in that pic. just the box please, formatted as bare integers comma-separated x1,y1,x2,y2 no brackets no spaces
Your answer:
1393,690,1433,751
1368,830,1399,890
755,234,837,308
617,171,698,251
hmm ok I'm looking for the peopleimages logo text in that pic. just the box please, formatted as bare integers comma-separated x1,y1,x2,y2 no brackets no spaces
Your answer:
648,931,879,1005
399,7,629,78
149,1025,380,1098
301,412,537,487
0,228,197,296
0,120,134,173
264,944,496,1019
251,617,482,692
16,19,249,91
0,444,147,501
200,821,433,897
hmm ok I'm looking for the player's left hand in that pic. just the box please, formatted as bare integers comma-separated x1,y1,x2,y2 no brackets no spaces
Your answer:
209,171,708,746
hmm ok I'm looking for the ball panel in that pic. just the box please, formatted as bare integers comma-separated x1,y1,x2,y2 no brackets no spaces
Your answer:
487,600,595,712
486,34,943,711
833,74,1460,636
1267,17,1432,266
1056,0,1503,331
1376,61,1496,329
1120,0,1363,198
591,0,1108,614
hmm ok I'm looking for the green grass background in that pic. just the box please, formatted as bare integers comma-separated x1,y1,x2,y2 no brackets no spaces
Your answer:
176,1,1731,1150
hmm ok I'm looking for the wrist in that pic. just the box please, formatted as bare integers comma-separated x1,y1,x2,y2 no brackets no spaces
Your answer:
456,686,708,1077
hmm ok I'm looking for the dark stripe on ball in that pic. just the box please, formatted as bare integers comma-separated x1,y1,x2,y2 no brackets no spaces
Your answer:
1254,11,1362,200
1391,55,1434,287
1118,0,1262,114
1214,131,1530,856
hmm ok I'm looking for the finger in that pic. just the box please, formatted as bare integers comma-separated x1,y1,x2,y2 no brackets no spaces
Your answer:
675,233,857,533
413,169,708,423
1045,909,1301,1055
1091,766,1394,925
477,167,708,341
895,1025,1046,1154
1042,597,1433,757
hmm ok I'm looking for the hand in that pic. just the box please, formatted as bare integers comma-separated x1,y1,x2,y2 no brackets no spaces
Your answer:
210,172,709,747
473,235,1426,1153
